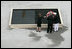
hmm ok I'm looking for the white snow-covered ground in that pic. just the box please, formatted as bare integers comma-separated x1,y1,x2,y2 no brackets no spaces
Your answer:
1,1,71,48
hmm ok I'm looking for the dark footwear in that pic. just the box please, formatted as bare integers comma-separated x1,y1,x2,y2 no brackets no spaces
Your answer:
50,31,53,33
56,31,58,32
47,31,49,33
47,32,49,33
50,31,52,33
36,30,38,32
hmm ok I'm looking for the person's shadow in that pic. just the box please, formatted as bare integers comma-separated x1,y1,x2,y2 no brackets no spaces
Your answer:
28,29,41,42
28,26,68,47
45,26,68,47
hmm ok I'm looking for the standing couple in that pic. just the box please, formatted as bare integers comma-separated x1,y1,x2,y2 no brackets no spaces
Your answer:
36,11,59,33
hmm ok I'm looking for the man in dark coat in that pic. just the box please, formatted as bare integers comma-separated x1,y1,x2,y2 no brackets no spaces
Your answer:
46,12,54,33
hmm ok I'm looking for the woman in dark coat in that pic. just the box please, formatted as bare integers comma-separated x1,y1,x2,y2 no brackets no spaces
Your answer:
36,13,42,32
